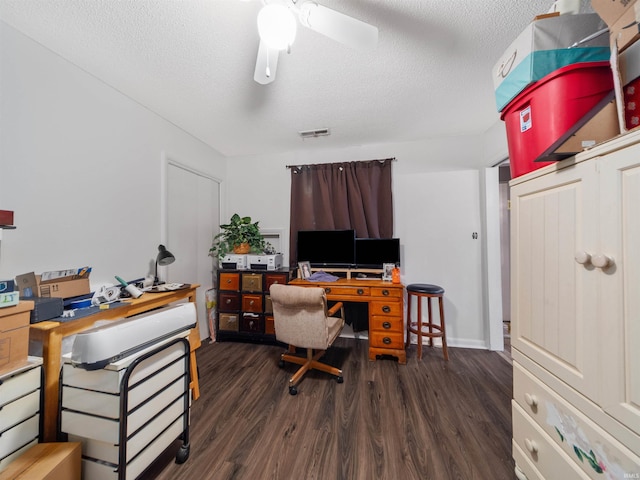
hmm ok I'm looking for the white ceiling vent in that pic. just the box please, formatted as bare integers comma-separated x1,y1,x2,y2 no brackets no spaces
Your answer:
298,128,331,139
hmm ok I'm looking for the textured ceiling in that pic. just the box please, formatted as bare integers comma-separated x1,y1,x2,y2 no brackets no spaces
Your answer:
0,0,594,158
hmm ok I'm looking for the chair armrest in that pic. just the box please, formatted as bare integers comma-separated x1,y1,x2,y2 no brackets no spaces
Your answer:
327,302,344,317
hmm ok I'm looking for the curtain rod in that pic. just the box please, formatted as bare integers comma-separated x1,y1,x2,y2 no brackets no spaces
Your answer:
285,157,397,169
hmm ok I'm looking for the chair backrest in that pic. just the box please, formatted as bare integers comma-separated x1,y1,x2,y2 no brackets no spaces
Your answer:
269,284,332,350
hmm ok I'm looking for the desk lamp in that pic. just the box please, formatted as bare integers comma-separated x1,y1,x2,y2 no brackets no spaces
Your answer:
155,244,175,285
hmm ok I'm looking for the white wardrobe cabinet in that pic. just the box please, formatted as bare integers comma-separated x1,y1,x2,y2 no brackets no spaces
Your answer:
510,131,640,479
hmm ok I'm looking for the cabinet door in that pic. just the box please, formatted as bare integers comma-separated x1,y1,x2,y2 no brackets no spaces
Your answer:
511,161,599,399
598,146,640,436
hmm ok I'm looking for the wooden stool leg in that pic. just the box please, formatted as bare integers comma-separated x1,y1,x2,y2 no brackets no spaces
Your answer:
416,294,423,360
439,296,448,361
427,296,434,347
406,292,412,349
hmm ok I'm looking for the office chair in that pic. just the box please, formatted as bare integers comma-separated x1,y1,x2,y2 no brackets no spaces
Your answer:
269,284,345,395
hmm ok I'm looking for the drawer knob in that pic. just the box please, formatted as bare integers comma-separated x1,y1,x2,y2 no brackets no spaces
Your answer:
382,321,391,329
382,305,391,313
357,289,364,295
524,438,538,455
249,300,254,306
325,288,331,294
592,253,614,269
382,289,390,296
574,251,591,265
225,299,232,305
383,337,391,344
524,393,538,408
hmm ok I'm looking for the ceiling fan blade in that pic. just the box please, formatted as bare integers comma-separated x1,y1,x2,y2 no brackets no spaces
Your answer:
298,2,378,50
254,40,281,85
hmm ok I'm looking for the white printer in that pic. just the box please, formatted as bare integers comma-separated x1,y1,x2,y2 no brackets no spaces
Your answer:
247,254,283,271
221,254,248,270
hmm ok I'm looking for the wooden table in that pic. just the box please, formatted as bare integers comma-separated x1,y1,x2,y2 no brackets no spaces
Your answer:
289,278,406,364
29,285,201,442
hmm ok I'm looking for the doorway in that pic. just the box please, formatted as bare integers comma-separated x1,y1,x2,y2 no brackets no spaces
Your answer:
498,163,511,359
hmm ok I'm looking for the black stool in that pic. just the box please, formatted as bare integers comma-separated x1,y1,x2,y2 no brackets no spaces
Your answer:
405,283,448,361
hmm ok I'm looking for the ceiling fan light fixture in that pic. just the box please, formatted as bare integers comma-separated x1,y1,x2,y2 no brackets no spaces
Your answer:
257,4,297,51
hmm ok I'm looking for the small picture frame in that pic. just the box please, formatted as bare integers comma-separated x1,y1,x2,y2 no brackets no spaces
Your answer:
298,261,312,279
382,263,395,281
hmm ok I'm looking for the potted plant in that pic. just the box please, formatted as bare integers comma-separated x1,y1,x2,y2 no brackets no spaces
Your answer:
209,213,266,260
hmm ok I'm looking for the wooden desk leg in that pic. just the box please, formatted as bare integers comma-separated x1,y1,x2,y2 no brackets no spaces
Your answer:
188,327,201,401
41,330,63,442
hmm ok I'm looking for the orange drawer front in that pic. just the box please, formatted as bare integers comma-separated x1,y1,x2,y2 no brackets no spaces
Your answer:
370,315,403,333
242,294,263,313
369,330,404,349
219,273,240,291
370,301,402,317
370,286,403,298
321,285,370,297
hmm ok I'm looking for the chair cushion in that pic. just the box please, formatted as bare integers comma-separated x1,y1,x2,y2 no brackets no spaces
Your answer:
406,283,444,295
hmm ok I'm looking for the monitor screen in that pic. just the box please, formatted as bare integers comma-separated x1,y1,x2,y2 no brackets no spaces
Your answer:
354,238,400,268
296,230,356,267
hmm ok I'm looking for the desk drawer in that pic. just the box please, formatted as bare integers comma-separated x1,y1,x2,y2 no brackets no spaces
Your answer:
219,273,240,291
369,331,404,349
371,287,403,298
265,274,288,291
241,274,262,292
0,391,39,433
0,366,40,407
370,301,401,317
321,286,370,297
370,315,403,333
242,294,263,313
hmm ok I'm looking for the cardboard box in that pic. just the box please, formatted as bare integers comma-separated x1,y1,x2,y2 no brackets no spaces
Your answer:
592,0,640,53
0,210,13,226
493,13,609,111
611,37,640,133
0,442,81,480
0,291,19,309
0,301,32,375
16,270,91,299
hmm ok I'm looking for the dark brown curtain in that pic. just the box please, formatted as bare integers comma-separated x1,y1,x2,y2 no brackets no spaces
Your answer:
289,158,394,267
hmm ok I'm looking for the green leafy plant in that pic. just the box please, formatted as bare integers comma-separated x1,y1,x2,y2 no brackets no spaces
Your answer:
209,213,266,260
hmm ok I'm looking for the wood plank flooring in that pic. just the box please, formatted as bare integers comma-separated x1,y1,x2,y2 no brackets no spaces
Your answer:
142,338,514,480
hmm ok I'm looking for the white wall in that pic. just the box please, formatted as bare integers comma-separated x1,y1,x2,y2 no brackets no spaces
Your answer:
0,22,226,288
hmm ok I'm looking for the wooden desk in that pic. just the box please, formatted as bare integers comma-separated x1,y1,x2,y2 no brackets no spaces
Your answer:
289,278,406,364
29,285,201,442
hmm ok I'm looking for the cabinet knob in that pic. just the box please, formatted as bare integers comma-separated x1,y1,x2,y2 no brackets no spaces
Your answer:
574,251,591,265
524,438,538,454
592,253,614,269
383,337,391,344
382,289,390,296
357,289,364,295
524,393,538,408
382,321,391,329
225,299,231,305
325,288,331,294
382,305,391,313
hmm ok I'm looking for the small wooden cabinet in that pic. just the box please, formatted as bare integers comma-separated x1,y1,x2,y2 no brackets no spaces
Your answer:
216,269,291,343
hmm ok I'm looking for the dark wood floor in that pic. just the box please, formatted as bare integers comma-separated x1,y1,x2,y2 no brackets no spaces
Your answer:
142,338,514,480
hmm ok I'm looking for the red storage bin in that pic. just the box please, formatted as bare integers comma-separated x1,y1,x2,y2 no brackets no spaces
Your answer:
501,61,614,178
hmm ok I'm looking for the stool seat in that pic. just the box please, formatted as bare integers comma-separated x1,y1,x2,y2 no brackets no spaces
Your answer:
406,283,444,295
406,283,448,361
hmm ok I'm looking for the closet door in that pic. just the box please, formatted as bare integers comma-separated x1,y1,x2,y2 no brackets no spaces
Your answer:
510,161,599,400
598,145,640,438
167,162,220,341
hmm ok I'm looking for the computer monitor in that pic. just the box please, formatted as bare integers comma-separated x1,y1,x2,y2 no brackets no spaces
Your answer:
296,230,356,267
354,238,400,268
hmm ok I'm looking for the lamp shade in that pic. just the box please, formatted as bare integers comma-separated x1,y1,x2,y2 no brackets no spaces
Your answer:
156,244,175,266
257,4,297,51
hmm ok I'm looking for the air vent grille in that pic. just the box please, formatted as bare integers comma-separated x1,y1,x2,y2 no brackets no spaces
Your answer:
298,128,331,138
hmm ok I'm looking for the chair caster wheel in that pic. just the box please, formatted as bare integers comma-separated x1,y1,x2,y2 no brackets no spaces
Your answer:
175,443,190,464
289,385,298,395
278,359,285,368
336,376,344,384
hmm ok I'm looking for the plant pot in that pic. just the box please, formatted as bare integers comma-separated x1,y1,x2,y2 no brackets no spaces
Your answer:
233,243,250,254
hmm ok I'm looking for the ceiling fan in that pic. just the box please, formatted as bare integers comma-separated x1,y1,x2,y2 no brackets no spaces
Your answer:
251,0,379,85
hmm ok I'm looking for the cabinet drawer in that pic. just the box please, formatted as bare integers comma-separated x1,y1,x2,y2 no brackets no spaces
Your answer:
219,313,239,332
371,286,403,298
370,315,403,333
265,316,275,335
513,402,589,480
0,390,39,433
0,365,40,407
370,301,401,317
242,294,263,313
219,292,240,311
219,273,240,291
241,274,262,292
264,295,273,314
265,273,288,292
513,361,640,475
369,331,404,349
0,414,39,459
240,314,264,334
